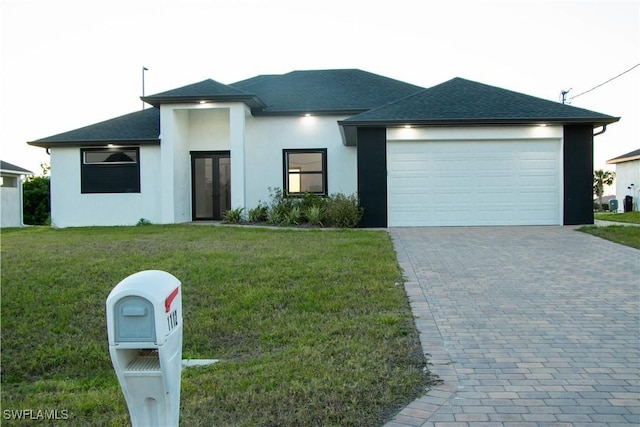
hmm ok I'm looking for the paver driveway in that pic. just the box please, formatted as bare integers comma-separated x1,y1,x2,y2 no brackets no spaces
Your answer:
385,226,639,427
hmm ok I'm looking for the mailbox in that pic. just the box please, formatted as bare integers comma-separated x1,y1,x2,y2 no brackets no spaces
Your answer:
106,270,182,427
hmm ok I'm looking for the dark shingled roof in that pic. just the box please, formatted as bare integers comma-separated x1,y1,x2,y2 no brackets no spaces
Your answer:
606,148,640,164
29,71,619,148
231,69,425,114
29,107,160,147
341,77,620,126
0,160,33,174
141,79,265,109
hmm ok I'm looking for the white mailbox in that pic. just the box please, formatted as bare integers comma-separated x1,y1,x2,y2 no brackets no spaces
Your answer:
106,270,183,427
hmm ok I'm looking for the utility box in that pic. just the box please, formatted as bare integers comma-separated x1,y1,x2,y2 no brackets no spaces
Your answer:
106,270,183,427
609,199,618,213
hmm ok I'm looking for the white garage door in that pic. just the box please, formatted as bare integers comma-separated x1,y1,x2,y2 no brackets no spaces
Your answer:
387,139,561,226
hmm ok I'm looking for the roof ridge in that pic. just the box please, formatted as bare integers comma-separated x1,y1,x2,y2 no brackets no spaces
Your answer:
145,78,253,97
342,76,619,124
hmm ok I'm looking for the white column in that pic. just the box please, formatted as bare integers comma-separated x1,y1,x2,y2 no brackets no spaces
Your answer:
229,104,247,212
159,106,176,224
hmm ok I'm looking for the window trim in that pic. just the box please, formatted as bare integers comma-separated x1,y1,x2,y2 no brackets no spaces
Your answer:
283,148,327,196
83,149,138,165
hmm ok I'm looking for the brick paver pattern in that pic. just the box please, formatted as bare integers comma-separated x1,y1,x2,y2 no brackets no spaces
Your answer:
385,227,639,427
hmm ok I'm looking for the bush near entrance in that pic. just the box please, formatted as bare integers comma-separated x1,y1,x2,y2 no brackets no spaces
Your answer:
225,188,364,228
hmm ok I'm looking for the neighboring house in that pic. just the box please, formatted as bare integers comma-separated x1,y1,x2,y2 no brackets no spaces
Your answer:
28,69,619,228
1,160,33,227
606,148,640,212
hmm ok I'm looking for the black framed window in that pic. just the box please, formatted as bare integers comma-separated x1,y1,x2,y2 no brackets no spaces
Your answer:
283,149,327,195
81,147,140,193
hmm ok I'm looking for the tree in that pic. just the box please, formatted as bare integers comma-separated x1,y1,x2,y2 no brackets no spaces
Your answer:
593,169,615,211
23,163,50,225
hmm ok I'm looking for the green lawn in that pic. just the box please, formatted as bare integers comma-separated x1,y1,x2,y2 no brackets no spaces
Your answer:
594,211,640,224
1,225,429,426
578,225,640,249
582,212,640,249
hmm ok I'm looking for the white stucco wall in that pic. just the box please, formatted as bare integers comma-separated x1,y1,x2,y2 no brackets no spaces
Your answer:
158,104,355,219
50,106,357,226
50,145,161,227
244,115,357,210
188,108,230,150
614,160,640,211
1,175,23,227
159,103,245,222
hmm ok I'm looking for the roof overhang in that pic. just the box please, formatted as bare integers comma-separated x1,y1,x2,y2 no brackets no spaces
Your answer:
28,138,161,149
141,94,266,109
338,117,621,146
607,154,640,164
0,169,33,176
252,109,367,117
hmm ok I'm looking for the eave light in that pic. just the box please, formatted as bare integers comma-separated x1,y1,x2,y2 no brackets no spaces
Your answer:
301,113,316,126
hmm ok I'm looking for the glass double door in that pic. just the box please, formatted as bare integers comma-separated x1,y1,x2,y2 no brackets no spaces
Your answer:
191,152,230,220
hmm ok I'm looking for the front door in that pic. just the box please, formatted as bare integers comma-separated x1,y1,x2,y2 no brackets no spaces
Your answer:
191,151,231,220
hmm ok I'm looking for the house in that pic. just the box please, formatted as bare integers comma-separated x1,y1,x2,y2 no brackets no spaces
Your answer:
606,148,640,212
1,160,33,227
28,69,619,228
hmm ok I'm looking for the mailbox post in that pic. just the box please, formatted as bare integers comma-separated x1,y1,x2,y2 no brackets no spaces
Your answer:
106,270,183,427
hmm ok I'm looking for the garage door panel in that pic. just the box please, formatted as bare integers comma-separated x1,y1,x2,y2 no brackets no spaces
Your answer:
387,139,561,226
520,176,557,187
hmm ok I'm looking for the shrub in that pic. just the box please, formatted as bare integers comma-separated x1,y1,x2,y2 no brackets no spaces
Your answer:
250,188,363,228
222,207,244,223
283,206,303,226
248,203,268,223
22,167,50,225
304,205,324,226
268,187,296,212
136,218,152,226
266,207,283,225
325,193,363,228
298,193,326,212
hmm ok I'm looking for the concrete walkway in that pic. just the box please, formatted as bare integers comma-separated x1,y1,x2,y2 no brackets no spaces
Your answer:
385,226,639,426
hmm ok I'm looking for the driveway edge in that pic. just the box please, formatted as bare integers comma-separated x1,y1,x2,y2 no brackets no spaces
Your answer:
384,229,458,427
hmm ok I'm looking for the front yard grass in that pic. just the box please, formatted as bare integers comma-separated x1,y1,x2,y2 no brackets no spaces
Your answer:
1,225,429,426
594,211,640,224
578,225,640,249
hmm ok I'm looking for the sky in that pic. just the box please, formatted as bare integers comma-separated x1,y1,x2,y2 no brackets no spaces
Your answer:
1,0,638,195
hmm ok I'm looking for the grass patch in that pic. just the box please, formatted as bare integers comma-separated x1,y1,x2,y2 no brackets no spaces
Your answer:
594,211,640,224
578,225,640,249
1,225,430,426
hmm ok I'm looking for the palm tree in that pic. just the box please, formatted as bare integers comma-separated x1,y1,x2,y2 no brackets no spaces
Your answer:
593,169,615,211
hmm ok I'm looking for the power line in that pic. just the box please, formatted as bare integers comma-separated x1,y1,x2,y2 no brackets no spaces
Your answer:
569,62,640,101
